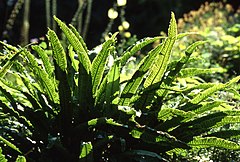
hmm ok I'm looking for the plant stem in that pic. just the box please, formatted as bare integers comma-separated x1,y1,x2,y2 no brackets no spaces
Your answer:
45,0,51,28
20,0,30,45
82,0,93,40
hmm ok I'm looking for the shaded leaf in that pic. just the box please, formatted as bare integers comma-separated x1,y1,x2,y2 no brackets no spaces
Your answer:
0,136,22,153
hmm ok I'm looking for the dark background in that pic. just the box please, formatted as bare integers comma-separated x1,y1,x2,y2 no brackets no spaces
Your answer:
0,0,240,48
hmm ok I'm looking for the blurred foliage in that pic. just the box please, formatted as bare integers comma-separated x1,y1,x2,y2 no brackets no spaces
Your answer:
174,2,240,81
169,2,240,161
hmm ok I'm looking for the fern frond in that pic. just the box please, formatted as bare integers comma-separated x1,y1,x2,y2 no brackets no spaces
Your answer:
69,24,88,53
91,33,117,95
68,45,79,72
23,49,59,104
193,101,223,114
0,49,22,78
213,116,240,128
190,76,240,104
189,137,240,150
120,36,165,66
104,61,120,117
178,68,225,78
119,56,148,106
54,16,91,73
185,41,207,55
47,29,67,71
143,12,177,88
158,108,195,121
155,41,208,99
0,136,22,153
32,45,54,75
207,130,240,139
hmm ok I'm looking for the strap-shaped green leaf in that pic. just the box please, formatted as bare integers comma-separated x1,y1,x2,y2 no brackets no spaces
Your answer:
94,75,107,105
91,33,117,95
48,30,73,132
193,101,223,114
119,44,162,106
23,49,59,104
120,36,165,66
54,16,91,73
0,49,22,78
178,68,225,78
69,24,88,53
0,97,32,128
130,126,189,149
189,137,240,150
213,116,240,128
190,76,240,104
104,61,120,116
158,108,195,121
154,41,208,99
47,29,67,71
185,40,207,55
0,136,22,153
207,130,240,139
32,45,54,75
144,12,177,88
68,45,79,71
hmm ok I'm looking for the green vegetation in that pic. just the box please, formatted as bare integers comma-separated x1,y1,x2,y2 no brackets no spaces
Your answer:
0,11,240,161
176,2,240,81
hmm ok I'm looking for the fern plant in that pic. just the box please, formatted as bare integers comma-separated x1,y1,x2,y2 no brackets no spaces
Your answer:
0,12,240,161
